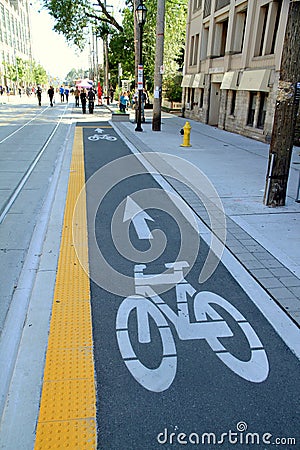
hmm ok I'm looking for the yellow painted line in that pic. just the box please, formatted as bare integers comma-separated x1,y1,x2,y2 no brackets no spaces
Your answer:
34,127,97,449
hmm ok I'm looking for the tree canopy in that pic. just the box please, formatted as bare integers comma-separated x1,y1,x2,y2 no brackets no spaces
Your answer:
41,0,123,49
3,58,48,86
42,0,188,96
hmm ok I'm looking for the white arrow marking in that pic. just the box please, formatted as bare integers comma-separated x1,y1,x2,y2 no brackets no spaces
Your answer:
123,196,154,240
95,128,104,133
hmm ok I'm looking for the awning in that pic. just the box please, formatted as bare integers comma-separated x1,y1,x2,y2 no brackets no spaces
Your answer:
238,69,271,92
181,74,195,87
220,71,238,90
211,73,224,83
192,73,205,88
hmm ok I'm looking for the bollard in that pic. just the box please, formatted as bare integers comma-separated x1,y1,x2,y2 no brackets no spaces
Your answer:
180,121,192,147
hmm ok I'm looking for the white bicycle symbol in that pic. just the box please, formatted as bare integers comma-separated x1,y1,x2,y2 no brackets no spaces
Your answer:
116,261,269,392
88,133,117,141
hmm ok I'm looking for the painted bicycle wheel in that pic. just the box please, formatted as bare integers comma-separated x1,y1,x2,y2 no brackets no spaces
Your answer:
116,295,177,392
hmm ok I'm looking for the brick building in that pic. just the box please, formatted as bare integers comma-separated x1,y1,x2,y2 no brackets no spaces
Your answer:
181,0,298,143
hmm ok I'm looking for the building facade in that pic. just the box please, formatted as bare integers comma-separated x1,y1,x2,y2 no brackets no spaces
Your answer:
182,0,291,142
0,0,32,91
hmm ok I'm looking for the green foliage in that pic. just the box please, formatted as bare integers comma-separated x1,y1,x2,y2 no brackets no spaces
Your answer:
3,57,48,86
42,0,123,49
65,68,88,84
41,0,188,96
108,8,135,87
32,62,48,85
163,74,183,101
42,0,90,49
3,62,17,82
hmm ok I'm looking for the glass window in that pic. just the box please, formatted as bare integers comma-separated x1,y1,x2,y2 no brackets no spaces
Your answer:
233,8,247,54
247,92,257,126
257,92,268,129
230,90,236,115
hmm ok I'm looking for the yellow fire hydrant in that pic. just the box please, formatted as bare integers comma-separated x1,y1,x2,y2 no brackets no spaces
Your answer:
180,121,192,147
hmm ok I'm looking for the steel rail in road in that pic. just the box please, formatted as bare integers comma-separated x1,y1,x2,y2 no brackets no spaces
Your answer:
0,104,69,224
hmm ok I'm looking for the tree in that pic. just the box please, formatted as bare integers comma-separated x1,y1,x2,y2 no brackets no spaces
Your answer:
41,0,188,97
264,1,300,206
41,0,123,49
108,8,135,86
32,62,48,85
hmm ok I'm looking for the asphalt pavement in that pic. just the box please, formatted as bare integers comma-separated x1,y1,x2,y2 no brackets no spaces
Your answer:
0,96,299,449
108,102,300,326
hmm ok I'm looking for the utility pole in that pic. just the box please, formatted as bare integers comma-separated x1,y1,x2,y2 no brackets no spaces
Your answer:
134,0,140,87
152,0,165,131
264,0,300,206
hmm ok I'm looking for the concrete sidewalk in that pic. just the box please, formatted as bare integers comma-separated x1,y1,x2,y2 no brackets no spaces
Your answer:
108,103,300,325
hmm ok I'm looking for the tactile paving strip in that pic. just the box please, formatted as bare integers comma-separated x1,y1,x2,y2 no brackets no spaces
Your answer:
34,127,97,449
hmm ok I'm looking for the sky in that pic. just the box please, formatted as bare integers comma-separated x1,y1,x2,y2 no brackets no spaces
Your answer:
29,0,125,80
29,3,89,79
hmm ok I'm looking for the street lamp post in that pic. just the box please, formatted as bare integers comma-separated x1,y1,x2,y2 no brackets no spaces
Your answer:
135,1,147,132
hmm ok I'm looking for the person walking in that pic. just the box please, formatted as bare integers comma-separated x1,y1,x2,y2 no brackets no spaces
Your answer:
64,86,70,103
80,89,87,114
48,86,55,107
119,91,128,113
88,87,96,114
37,85,42,106
74,86,80,107
59,85,64,102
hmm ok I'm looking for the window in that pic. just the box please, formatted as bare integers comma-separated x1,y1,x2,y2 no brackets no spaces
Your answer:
189,34,200,66
215,0,230,11
254,1,282,56
257,92,268,128
200,26,209,60
232,8,247,54
256,4,269,56
193,0,201,12
270,1,282,54
230,90,236,115
193,34,200,65
203,0,212,18
220,19,228,56
199,89,204,108
189,36,195,66
247,92,257,126
191,88,195,110
213,18,228,57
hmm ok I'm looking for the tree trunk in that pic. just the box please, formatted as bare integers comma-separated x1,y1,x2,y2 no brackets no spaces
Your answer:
264,1,300,206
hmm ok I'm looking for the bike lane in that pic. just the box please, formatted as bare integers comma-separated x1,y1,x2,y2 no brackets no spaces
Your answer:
78,122,300,449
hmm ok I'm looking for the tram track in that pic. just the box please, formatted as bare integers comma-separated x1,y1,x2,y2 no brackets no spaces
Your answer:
0,103,69,224
0,102,74,424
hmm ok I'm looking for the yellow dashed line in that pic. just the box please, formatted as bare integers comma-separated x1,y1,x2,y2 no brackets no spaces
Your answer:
34,127,97,449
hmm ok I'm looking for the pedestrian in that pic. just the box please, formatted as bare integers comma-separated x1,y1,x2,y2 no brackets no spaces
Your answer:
74,86,80,107
48,85,55,107
109,85,115,103
87,87,96,114
59,85,64,102
80,89,87,114
64,86,70,103
97,83,102,105
18,88,22,97
141,88,147,122
37,85,42,106
119,91,128,113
